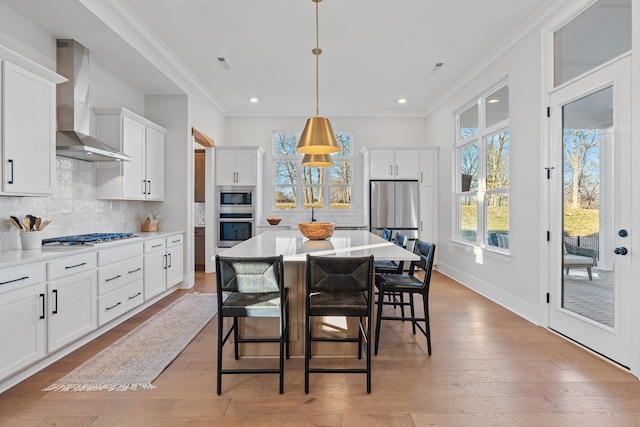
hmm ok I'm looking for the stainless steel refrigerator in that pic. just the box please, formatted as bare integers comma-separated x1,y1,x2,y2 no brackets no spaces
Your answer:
369,180,419,243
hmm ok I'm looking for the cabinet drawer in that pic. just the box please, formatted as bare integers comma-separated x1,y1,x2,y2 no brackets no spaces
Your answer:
97,256,144,296
144,238,165,253
97,280,144,326
166,234,184,248
46,252,97,281
98,242,143,266
0,264,45,294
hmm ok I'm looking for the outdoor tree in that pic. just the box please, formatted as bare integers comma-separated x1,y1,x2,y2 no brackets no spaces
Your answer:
564,128,599,209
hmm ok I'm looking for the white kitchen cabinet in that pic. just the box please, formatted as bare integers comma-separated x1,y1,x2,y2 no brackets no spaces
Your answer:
143,238,166,300
97,243,144,326
166,235,184,288
143,233,184,300
215,147,260,186
368,148,419,179
418,148,439,253
0,265,46,381
95,108,167,201
1,60,56,196
46,253,97,352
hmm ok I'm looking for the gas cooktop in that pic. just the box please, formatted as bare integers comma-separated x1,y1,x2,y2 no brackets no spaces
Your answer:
42,232,138,246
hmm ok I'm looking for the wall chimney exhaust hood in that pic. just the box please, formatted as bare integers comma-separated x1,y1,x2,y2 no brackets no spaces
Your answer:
56,39,132,162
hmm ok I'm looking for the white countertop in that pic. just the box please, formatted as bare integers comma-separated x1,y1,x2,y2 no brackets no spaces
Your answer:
0,231,184,269
220,229,419,262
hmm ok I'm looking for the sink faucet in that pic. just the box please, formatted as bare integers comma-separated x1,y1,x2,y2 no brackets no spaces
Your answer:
311,207,316,222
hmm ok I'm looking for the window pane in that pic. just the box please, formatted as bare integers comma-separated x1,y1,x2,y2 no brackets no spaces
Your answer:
330,187,351,209
302,187,323,208
302,167,324,185
486,130,510,190
459,195,477,243
487,193,510,249
335,133,353,155
460,104,479,139
274,132,298,156
275,160,298,185
329,160,352,184
460,142,478,192
486,86,509,127
554,0,631,86
275,187,297,210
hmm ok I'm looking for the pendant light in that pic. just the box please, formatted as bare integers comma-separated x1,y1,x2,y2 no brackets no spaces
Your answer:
301,153,333,167
296,0,340,163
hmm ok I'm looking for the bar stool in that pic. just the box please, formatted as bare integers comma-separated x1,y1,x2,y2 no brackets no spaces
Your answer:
374,240,436,356
215,255,289,395
304,254,374,393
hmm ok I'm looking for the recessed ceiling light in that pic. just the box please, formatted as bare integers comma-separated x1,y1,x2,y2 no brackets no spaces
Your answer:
249,97,259,103
398,98,407,104
488,99,499,103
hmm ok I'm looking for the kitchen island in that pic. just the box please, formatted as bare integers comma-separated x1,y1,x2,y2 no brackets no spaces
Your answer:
220,229,419,357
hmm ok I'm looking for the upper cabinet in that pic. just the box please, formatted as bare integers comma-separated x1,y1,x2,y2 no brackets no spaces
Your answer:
215,147,262,186
368,148,420,180
1,59,60,196
95,108,167,201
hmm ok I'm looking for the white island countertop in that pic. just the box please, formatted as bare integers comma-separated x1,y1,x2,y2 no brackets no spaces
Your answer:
220,229,419,262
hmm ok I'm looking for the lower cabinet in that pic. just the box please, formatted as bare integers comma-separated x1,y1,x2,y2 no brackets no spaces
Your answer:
46,253,97,353
144,234,184,301
0,265,46,381
97,243,144,326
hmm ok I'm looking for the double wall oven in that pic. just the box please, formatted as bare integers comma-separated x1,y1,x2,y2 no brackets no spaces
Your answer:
216,186,255,248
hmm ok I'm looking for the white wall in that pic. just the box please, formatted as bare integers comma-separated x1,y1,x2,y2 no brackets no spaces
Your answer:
225,116,430,225
425,27,544,322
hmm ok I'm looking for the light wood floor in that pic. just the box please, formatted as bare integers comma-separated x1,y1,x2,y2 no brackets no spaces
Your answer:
2,271,640,426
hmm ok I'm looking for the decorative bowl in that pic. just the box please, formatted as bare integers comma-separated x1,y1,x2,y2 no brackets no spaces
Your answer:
267,218,282,225
298,222,335,240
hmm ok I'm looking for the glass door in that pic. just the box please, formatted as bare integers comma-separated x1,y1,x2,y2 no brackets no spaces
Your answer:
548,56,632,367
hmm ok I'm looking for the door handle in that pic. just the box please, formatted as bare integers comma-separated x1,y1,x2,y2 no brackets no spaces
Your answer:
614,247,628,255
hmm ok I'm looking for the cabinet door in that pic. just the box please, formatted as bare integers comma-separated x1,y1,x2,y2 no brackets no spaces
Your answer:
121,116,146,199
419,185,435,245
166,245,184,288
2,61,55,195
394,149,420,179
369,149,394,179
194,150,205,202
144,250,166,300
215,150,238,185
235,150,257,185
47,270,97,352
145,126,165,200
0,282,46,381
419,149,435,186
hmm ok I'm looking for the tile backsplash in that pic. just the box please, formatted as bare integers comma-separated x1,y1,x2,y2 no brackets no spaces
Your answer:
0,157,146,251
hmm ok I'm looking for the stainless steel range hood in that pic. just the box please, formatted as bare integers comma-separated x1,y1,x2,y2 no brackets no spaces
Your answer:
56,39,132,162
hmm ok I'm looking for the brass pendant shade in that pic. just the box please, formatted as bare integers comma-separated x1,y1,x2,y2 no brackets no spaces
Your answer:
298,117,340,155
301,152,334,167
296,0,338,162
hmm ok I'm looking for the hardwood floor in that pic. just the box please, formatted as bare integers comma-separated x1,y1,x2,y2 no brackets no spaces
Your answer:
2,270,640,426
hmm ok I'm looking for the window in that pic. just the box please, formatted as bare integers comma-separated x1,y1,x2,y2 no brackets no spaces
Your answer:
455,84,510,250
273,132,353,211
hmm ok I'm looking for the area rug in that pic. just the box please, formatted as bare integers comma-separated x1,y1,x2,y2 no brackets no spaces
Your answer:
43,292,217,392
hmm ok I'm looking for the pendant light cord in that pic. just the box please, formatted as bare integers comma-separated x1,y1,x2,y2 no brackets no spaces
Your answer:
314,0,320,117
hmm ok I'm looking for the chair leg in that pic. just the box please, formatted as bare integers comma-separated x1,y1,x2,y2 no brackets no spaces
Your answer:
279,315,285,394
366,308,372,393
423,294,431,355
409,294,416,335
374,286,385,355
587,267,593,280
233,317,239,360
357,316,363,360
217,313,224,395
305,313,311,394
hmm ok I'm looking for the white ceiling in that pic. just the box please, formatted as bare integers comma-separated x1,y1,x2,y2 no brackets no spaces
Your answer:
1,0,558,117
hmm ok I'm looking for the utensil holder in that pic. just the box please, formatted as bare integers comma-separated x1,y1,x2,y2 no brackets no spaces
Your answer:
20,231,43,251
142,218,159,232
